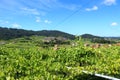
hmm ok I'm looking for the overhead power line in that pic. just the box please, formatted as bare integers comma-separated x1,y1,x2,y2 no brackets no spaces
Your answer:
54,0,93,27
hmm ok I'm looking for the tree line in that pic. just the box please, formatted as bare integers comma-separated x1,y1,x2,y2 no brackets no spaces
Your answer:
0,27,75,40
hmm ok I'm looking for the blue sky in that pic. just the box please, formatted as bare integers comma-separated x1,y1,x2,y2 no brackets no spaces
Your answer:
0,0,120,36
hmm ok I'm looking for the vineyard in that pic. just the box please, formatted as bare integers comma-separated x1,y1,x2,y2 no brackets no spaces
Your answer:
0,37,120,80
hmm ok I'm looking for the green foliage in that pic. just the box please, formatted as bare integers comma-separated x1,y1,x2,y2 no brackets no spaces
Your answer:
91,38,116,44
0,27,75,40
0,38,120,80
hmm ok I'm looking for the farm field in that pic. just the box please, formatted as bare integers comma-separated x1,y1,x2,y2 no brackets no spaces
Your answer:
1,0,120,79
0,36,120,80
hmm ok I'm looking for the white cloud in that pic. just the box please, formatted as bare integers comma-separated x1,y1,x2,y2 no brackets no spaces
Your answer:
11,23,22,28
36,17,41,23
21,7,40,15
103,0,116,6
44,20,52,24
5,21,9,24
111,22,118,26
0,21,9,24
85,6,98,11
39,0,80,11
59,4,81,11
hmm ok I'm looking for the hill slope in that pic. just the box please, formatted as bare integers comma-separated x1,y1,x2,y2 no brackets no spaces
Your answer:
81,34,102,39
0,27,75,40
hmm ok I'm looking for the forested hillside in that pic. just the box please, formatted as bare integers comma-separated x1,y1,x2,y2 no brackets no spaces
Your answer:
0,27,75,40
0,27,119,44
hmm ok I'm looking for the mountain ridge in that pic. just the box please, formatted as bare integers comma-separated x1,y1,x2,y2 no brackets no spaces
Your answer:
0,27,120,40
0,27,75,40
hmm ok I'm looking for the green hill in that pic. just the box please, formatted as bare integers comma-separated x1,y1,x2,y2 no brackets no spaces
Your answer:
80,34,102,39
0,27,75,40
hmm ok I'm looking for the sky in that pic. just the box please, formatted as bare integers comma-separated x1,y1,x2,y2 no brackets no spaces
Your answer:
0,0,120,36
